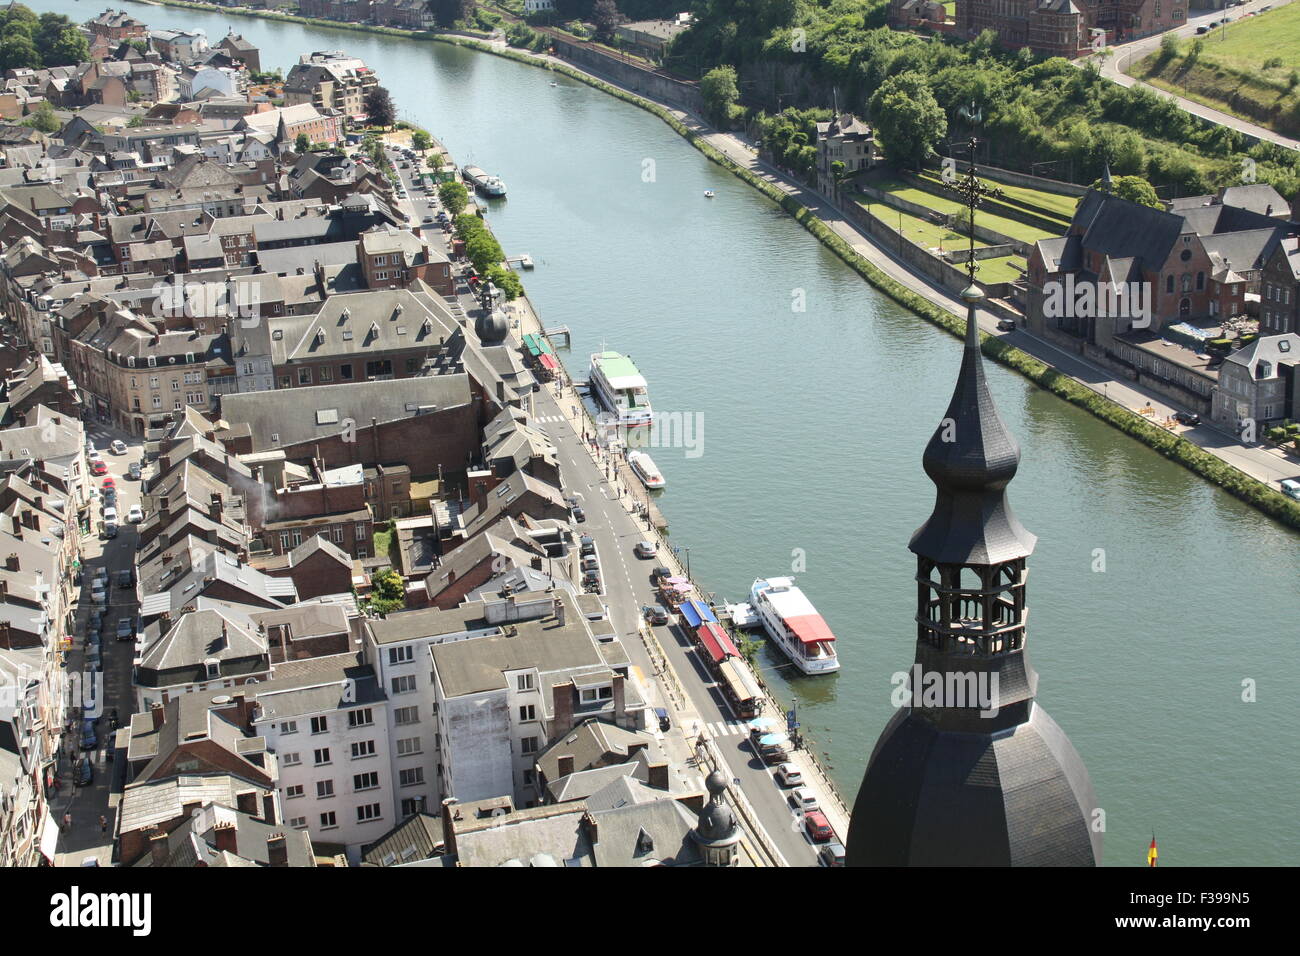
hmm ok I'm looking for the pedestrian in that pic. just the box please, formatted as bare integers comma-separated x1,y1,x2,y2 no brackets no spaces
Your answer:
62,812,71,832
99,815,107,835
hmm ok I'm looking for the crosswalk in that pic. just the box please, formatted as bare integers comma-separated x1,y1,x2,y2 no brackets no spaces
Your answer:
533,414,567,425
704,721,751,738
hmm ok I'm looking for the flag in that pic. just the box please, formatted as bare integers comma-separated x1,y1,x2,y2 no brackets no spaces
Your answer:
1147,836,1158,868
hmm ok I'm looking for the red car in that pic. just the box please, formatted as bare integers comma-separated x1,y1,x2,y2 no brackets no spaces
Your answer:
803,811,834,843
90,460,107,476
102,477,115,490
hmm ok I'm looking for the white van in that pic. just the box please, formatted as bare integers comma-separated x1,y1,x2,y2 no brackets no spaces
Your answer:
1281,479,1300,501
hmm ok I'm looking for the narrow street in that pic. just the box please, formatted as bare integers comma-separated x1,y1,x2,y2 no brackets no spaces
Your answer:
52,424,145,866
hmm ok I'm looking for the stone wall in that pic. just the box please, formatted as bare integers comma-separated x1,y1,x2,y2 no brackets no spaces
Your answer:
549,37,703,114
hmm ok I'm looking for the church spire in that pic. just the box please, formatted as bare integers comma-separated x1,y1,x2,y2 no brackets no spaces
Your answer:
845,149,1102,867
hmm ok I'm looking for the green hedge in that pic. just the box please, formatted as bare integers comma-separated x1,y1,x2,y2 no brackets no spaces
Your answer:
144,0,1300,533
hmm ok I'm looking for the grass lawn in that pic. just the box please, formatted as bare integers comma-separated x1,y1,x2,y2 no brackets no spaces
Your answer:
916,170,1078,222
1134,6,1300,137
974,255,1028,284
372,524,398,566
856,198,989,251
873,181,1059,244
1195,4,1300,66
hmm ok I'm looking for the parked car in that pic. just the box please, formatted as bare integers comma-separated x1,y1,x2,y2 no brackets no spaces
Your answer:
650,566,672,585
579,534,595,556
110,440,127,455
1195,24,1208,33
654,707,671,732
633,540,657,559
102,506,117,525
997,319,1016,331
78,759,94,787
128,462,141,480
1173,411,1201,426
88,611,103,636
90,459,107,476
580,555,600,573
643,604,669,626
582,569,601,589
818,841,846,867
103,492,117,509
127,505,143,524
803,810,834,842
571,506,586,523
90,583,107,606
788,787,820,814
117,569,133,589
116,617,135,642
103,522,118,539
1280,478,1300,501
102,477,115,490
80,720,97,751
775,763,804,787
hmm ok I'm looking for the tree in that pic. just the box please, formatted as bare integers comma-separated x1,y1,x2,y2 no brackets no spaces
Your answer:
411,130,432,153
22,100,58,134
591,0,624,40
295,132,311,154
363,85,395,129
1090,173,1161,208
427,0,473,28
367,567,406,615
869,72,947,170
700,65,739,128
45,27,89,67
439,181,469,215
486,264,523,301
0,32,41,72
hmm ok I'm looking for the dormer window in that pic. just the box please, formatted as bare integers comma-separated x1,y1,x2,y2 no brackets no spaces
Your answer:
369,321,379,338
316,328,326,344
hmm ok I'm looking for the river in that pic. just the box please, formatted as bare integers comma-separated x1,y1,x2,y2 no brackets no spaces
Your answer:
32,0,1300,865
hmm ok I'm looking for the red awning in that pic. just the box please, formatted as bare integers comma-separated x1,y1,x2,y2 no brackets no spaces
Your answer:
538,353,558,370
786,613,836,645
696,622,738,665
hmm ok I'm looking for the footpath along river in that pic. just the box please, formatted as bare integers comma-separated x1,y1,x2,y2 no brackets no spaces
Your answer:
32,0,1300,864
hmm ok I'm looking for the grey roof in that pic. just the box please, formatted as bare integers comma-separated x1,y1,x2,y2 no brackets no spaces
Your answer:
548,761,648,804
138,607,267,673
909,308,1035,566
588,798,704,868
360,813,444,866
1074,189,1184,270
1222,333,1300,377
219,374,471,452
848,700,1102,865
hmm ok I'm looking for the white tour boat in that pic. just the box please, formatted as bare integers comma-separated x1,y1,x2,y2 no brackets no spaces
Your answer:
750,577,840,675
628,450,665,489
589,350,653,429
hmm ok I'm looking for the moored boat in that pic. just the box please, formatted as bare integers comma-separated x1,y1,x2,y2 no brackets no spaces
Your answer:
462,165,507,197
750,577,840,675
628,450,665,489
589,350,653,429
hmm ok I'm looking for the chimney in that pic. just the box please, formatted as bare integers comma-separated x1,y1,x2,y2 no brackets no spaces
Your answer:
551,681,574,737
212,821,237,855
582,811,598,847
4,554,17,572
265,833,288,867
149,828,170,866
150,702,165,731
0,581,7,600
440,798,459,860
209,492,223,523
612,673,626,721
557,754,574,778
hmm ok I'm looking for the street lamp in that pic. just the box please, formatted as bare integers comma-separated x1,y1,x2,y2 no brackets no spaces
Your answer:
673,544,691,578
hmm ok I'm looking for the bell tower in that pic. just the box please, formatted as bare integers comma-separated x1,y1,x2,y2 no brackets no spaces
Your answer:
846,145,1102,866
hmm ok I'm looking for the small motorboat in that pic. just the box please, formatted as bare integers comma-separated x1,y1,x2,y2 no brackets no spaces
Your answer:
703,190,715,198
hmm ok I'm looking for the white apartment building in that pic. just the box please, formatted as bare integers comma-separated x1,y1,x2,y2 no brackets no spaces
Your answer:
250,666,394,861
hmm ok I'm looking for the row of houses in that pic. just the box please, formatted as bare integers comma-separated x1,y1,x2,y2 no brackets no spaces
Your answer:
1025,184,1300,427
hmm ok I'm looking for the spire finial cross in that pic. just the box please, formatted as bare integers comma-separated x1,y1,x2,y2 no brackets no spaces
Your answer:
942,137,1002,283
